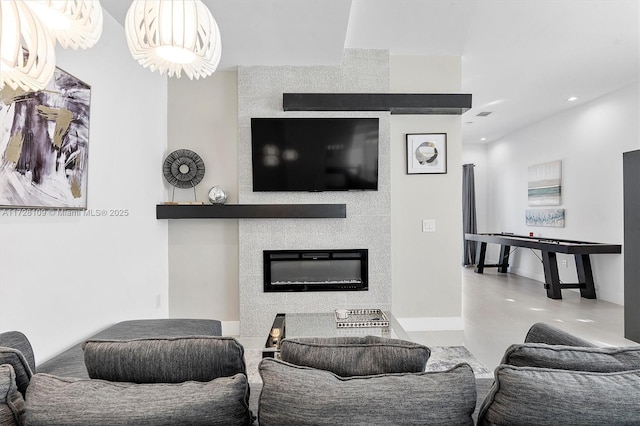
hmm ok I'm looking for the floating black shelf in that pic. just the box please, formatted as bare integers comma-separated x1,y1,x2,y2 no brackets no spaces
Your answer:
283,93,472,115
156,204,346,219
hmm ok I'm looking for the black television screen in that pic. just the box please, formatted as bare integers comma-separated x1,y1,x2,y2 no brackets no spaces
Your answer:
251,118,379,191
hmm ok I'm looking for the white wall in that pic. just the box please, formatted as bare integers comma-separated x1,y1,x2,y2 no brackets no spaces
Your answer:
0,13,169,363
167,71,239,334
390,56,464,330
167,72,239,332
486,83,639,304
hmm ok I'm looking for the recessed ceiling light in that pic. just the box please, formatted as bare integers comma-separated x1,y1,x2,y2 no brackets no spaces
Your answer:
480,137,487,141
567,96,578,102
476,111,492,117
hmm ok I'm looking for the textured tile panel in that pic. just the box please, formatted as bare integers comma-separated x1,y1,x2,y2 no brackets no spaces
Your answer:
238,50,392,336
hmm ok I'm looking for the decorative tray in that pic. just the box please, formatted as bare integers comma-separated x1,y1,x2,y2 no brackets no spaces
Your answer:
335,309,390,328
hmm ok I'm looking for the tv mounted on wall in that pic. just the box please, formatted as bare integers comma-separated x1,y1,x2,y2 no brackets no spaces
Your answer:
251,117,379,192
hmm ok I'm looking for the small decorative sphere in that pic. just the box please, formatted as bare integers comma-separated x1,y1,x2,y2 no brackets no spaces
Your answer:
208,186,228,204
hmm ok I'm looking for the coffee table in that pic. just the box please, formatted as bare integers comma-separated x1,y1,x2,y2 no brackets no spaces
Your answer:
262,311,410,358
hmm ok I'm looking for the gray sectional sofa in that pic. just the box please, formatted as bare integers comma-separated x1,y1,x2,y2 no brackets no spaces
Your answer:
2,320,640,425
0,319,254,425
256,324,640,425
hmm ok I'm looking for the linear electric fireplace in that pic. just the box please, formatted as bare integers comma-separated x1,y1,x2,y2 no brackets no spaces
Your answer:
263,249,368,292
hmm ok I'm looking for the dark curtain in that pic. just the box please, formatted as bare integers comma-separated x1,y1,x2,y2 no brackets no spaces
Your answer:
462,164,477,266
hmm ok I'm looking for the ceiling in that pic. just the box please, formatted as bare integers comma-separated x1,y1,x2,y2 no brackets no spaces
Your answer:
102,0,639,145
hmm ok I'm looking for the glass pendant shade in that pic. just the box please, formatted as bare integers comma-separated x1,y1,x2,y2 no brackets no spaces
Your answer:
24,0,104,49
0,0,56,91
125,0,222,79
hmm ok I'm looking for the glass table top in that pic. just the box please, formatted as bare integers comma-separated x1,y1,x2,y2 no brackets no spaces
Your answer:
261,311,410,357
286,312,393,338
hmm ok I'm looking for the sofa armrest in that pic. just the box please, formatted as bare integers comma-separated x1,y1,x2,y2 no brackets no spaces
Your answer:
0,364,26,425
0,332,35,373
0,347,33,397
524,323,596,347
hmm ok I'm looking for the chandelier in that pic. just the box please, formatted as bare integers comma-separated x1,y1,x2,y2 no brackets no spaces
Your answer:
0,0,103,92
125,0,222,79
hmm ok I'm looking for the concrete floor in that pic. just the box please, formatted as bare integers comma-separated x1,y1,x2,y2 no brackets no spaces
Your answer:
409,267,638,371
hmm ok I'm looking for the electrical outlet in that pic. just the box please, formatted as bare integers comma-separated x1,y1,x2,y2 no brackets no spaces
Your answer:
422,219,436,232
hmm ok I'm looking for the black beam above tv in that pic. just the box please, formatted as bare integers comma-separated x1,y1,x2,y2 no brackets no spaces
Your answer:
156,204,346,219
282,93,472,115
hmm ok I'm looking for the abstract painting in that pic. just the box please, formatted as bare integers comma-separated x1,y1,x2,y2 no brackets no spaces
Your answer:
526,209,565,227
0,67,91,209
528,160,562,206
406,133,447,174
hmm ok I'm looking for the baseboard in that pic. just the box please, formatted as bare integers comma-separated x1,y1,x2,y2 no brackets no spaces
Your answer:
221,321,240,336
396,317,464,332
508,266,545,283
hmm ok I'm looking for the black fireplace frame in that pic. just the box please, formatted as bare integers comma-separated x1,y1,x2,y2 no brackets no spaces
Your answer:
263,249,368,292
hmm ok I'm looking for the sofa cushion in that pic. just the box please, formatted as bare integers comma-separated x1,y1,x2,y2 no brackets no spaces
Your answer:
502,343,640,372
477,365,640,425
279,336,430,376
83,336,246,383
524,322,596,347
0,364,25,426
258,358,476,426
38,318,223,379
25,372,252,426
90,319,223,339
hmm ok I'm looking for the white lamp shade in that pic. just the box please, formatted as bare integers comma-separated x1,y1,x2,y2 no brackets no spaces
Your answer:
125,0,222,79
24,0,104,49
0,0,56,91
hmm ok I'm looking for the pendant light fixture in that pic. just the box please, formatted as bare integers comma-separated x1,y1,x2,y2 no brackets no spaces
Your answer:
125,0,222,79
0,0,103,92
0,0,56,92
24,0,104,50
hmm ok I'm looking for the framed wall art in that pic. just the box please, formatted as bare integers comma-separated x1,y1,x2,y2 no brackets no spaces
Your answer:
526,208,565,227
0,67,91,209
406,133,447,174
528,160,562,206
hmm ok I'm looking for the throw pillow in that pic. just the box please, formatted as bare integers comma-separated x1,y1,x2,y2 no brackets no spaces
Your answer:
502,343,640,372
0,364,25,426
83,336,246,383
25,372,252,426
478,365,640,425
259,358,476,426
279,335,430,376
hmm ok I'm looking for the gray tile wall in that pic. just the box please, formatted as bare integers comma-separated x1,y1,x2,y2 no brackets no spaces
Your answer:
238,49,392,336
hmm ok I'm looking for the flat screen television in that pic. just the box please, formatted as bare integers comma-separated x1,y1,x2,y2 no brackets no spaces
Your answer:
251,117,379,192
